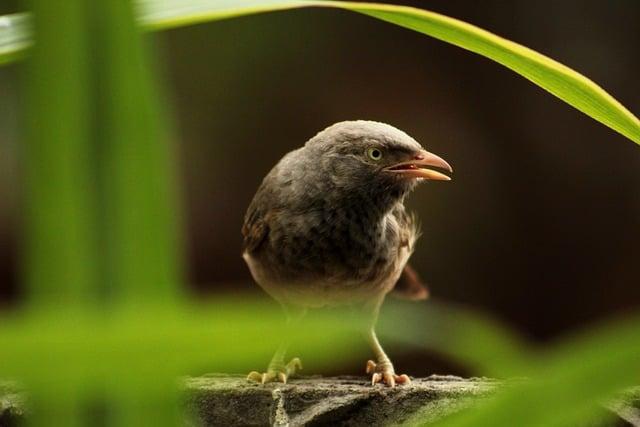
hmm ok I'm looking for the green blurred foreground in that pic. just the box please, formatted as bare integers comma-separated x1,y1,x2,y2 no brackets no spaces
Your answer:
2,299,639,426
1,0,639,426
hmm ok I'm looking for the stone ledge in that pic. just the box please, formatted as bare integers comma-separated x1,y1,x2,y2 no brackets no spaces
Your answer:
2,376,639,426
184,374,497,426
0,381,24,427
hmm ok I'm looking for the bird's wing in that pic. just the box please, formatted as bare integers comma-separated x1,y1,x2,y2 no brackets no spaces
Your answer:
389,205,428,300
390,264,429,300
242,205,270,254
242,173,279,254
242,149,304,254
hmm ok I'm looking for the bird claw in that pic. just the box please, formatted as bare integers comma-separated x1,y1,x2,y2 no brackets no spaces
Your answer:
366,360,410,387
247,357,303,384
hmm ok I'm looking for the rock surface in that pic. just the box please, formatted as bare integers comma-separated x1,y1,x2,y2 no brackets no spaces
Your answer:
2,375,639,426
183,374,497,426
0,382,23,427
605,387,640,426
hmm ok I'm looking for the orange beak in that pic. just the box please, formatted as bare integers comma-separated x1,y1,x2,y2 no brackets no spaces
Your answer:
384,150,453,181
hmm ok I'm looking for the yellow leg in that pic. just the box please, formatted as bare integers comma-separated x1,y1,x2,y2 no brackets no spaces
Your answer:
247,351,302,384
365,327,410,387
362,295,411,387
247,306,306,384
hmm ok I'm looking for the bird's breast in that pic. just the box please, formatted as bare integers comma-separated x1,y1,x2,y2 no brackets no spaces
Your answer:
247,204,415,306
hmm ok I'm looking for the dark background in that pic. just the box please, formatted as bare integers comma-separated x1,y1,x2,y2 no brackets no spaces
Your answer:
1,1,639,375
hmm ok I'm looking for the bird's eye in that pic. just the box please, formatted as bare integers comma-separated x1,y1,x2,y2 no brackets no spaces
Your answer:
367,147,383,161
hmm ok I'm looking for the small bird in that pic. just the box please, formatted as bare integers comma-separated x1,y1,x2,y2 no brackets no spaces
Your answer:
243,121,452,386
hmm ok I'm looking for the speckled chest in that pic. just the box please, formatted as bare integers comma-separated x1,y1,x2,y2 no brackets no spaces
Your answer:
261,202,411,286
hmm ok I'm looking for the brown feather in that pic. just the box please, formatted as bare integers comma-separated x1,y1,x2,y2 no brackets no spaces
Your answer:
242,206,271,254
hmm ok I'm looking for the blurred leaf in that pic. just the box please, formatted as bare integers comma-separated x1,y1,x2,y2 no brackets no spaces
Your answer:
2,1,639,144
2,298,639,427
426,314,640,427
379,300,533,378
22,0,98,306
0,13,30,64
21,0,99,423
0,300,363,386
19,0,183,422
21,0,182,304
93,0,183,305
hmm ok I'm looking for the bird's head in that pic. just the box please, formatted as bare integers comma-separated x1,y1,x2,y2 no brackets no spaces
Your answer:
305,120,452,201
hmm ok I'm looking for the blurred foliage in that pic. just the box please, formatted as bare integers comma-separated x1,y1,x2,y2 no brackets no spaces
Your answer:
2,298,639,425
0,0,638,426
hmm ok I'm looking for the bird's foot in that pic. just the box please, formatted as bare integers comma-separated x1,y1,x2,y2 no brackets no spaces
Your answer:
247,357,302,384
366,360,411,387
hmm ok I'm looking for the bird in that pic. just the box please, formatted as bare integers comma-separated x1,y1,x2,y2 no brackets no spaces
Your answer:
242,120,452,386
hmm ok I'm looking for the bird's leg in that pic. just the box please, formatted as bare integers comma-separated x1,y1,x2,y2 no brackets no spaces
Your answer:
362,296,410,387
247,306,305,384
365,328,410,387
246,332,302,385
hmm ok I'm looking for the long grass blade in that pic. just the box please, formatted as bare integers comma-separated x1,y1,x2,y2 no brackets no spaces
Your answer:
140,0,640,145
95,0,183,305
3,2,639,144
22,0,98,306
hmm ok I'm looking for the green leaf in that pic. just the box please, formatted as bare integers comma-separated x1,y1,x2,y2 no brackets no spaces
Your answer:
18,0,185,420
22,0,98,306
21,0,182,307
0,13,30,64
94,0,183,305
139,0,640,146
2,1,639,145
426,314,640,427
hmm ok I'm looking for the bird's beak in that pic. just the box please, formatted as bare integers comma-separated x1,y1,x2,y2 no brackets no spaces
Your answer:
384,149,453,181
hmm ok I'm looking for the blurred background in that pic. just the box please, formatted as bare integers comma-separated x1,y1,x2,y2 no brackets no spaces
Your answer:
0,1,639,375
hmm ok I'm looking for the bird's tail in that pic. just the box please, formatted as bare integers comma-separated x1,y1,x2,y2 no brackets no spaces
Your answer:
390,264,429,301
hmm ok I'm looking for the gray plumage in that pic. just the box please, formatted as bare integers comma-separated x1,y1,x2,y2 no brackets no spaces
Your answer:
243,120,451,386
243,121,425,307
